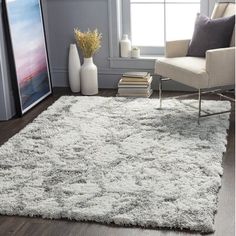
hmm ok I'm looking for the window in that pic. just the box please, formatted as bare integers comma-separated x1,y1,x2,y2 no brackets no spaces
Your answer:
122,0,206,55
108,0,209,68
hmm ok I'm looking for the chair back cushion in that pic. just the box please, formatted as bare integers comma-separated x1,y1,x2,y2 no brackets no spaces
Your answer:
211,3,235,46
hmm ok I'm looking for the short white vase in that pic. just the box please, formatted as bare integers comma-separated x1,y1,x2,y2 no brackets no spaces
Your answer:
68,44,81,93
80,57,98,95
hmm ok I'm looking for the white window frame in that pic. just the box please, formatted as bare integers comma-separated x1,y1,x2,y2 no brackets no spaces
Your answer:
108,0,210,69
122,0,209,55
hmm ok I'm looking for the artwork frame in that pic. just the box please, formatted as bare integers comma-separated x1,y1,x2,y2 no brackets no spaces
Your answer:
2,0,52,116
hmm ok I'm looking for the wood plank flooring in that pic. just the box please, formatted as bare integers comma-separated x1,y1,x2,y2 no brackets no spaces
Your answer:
0,89,234,236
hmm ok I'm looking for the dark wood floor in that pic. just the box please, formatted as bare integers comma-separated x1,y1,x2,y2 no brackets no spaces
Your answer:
0,89,234,236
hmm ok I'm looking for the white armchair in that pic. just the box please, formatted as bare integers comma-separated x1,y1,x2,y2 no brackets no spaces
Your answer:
155,3,235,123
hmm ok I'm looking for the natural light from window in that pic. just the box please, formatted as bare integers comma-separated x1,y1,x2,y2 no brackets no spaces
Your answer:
130,0,200,47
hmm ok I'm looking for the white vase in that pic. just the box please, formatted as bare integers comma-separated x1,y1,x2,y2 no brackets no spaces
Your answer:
68,44,81,93
80,57,98,95
120,34,131,58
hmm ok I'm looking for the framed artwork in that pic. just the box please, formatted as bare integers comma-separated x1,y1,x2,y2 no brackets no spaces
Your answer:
3,0,52,115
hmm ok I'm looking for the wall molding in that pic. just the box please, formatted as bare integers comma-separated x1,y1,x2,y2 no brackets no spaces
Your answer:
51,66,195,92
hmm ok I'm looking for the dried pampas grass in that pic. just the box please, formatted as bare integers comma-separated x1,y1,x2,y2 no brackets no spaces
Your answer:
74,28,102,58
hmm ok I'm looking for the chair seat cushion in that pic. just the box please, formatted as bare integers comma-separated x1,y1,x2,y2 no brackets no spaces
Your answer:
155,57,209,89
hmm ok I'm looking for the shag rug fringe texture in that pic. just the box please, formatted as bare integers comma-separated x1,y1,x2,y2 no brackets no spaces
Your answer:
0,97,230,233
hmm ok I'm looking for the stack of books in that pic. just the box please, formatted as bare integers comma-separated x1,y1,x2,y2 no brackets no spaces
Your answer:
117,72,153,98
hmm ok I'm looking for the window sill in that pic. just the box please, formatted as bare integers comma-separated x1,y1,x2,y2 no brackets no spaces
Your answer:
109,55,164,70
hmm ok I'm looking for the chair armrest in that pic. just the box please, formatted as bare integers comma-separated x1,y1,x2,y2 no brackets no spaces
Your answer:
206,47,235,88
165,40,190,58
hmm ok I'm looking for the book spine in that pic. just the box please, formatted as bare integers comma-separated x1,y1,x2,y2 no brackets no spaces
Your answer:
121,75,151,81
119,77,153,85
122,73,149,78
118,87,151,94
116,90,153,98
118,85,149,88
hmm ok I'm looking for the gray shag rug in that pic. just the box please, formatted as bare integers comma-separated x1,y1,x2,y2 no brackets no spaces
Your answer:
0,96,230,233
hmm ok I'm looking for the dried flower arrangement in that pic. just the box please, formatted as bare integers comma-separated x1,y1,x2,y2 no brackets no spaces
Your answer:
74,28,102,58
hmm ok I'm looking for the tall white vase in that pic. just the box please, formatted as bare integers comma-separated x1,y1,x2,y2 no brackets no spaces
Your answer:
80,57,98,95
68,44,81,93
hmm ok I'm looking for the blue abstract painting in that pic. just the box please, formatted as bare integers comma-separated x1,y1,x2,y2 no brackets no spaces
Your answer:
5,0,51,114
